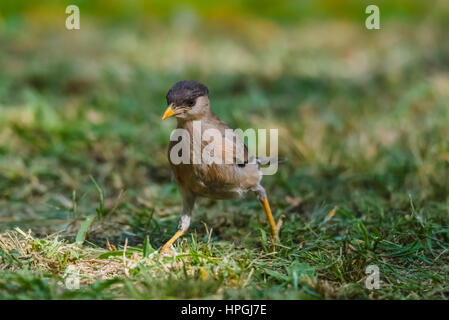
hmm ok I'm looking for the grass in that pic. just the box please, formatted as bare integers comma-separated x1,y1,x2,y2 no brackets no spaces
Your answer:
1,2,449,299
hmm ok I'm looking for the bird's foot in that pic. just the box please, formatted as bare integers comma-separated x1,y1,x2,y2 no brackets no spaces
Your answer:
160,229,186,257
160,246,174,257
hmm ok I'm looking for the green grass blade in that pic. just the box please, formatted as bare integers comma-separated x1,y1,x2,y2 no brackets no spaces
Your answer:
75,215,96,245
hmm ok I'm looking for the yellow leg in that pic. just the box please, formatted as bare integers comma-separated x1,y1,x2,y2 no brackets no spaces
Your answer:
160,229,185,255
261,197,279,241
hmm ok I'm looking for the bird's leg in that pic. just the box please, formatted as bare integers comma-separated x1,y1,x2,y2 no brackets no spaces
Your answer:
255,186,279,242
262,197,278,241
160,191,195,256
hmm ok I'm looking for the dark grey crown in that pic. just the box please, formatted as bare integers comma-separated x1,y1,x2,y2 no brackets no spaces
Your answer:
166,80,209,107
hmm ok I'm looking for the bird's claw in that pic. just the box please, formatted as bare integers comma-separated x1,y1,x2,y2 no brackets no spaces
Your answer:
160,246,174,257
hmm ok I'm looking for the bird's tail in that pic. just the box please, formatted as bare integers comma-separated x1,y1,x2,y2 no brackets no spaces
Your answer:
256,157,287,167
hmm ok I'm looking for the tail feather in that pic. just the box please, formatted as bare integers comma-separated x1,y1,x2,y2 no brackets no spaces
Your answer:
256,157,287,166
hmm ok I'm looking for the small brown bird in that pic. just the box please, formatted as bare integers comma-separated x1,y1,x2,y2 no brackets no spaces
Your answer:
160,80,278,255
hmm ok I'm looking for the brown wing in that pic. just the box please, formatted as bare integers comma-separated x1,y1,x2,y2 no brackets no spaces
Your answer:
221,130,249,165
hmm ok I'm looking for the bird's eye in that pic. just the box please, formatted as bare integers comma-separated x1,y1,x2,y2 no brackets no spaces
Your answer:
186,99,195,107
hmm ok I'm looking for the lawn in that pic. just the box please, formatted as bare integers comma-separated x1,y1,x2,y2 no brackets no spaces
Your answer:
0,1,448,299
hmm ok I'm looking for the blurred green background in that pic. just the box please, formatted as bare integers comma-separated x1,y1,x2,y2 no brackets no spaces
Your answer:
0,0,448,299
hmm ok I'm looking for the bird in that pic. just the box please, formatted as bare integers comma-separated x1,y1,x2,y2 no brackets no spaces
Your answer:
160,80,279,255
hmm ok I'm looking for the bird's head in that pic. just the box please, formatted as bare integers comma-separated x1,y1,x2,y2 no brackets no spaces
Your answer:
162,80,210,121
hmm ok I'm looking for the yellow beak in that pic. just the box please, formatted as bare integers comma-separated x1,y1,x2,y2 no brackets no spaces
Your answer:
162,105,176,120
